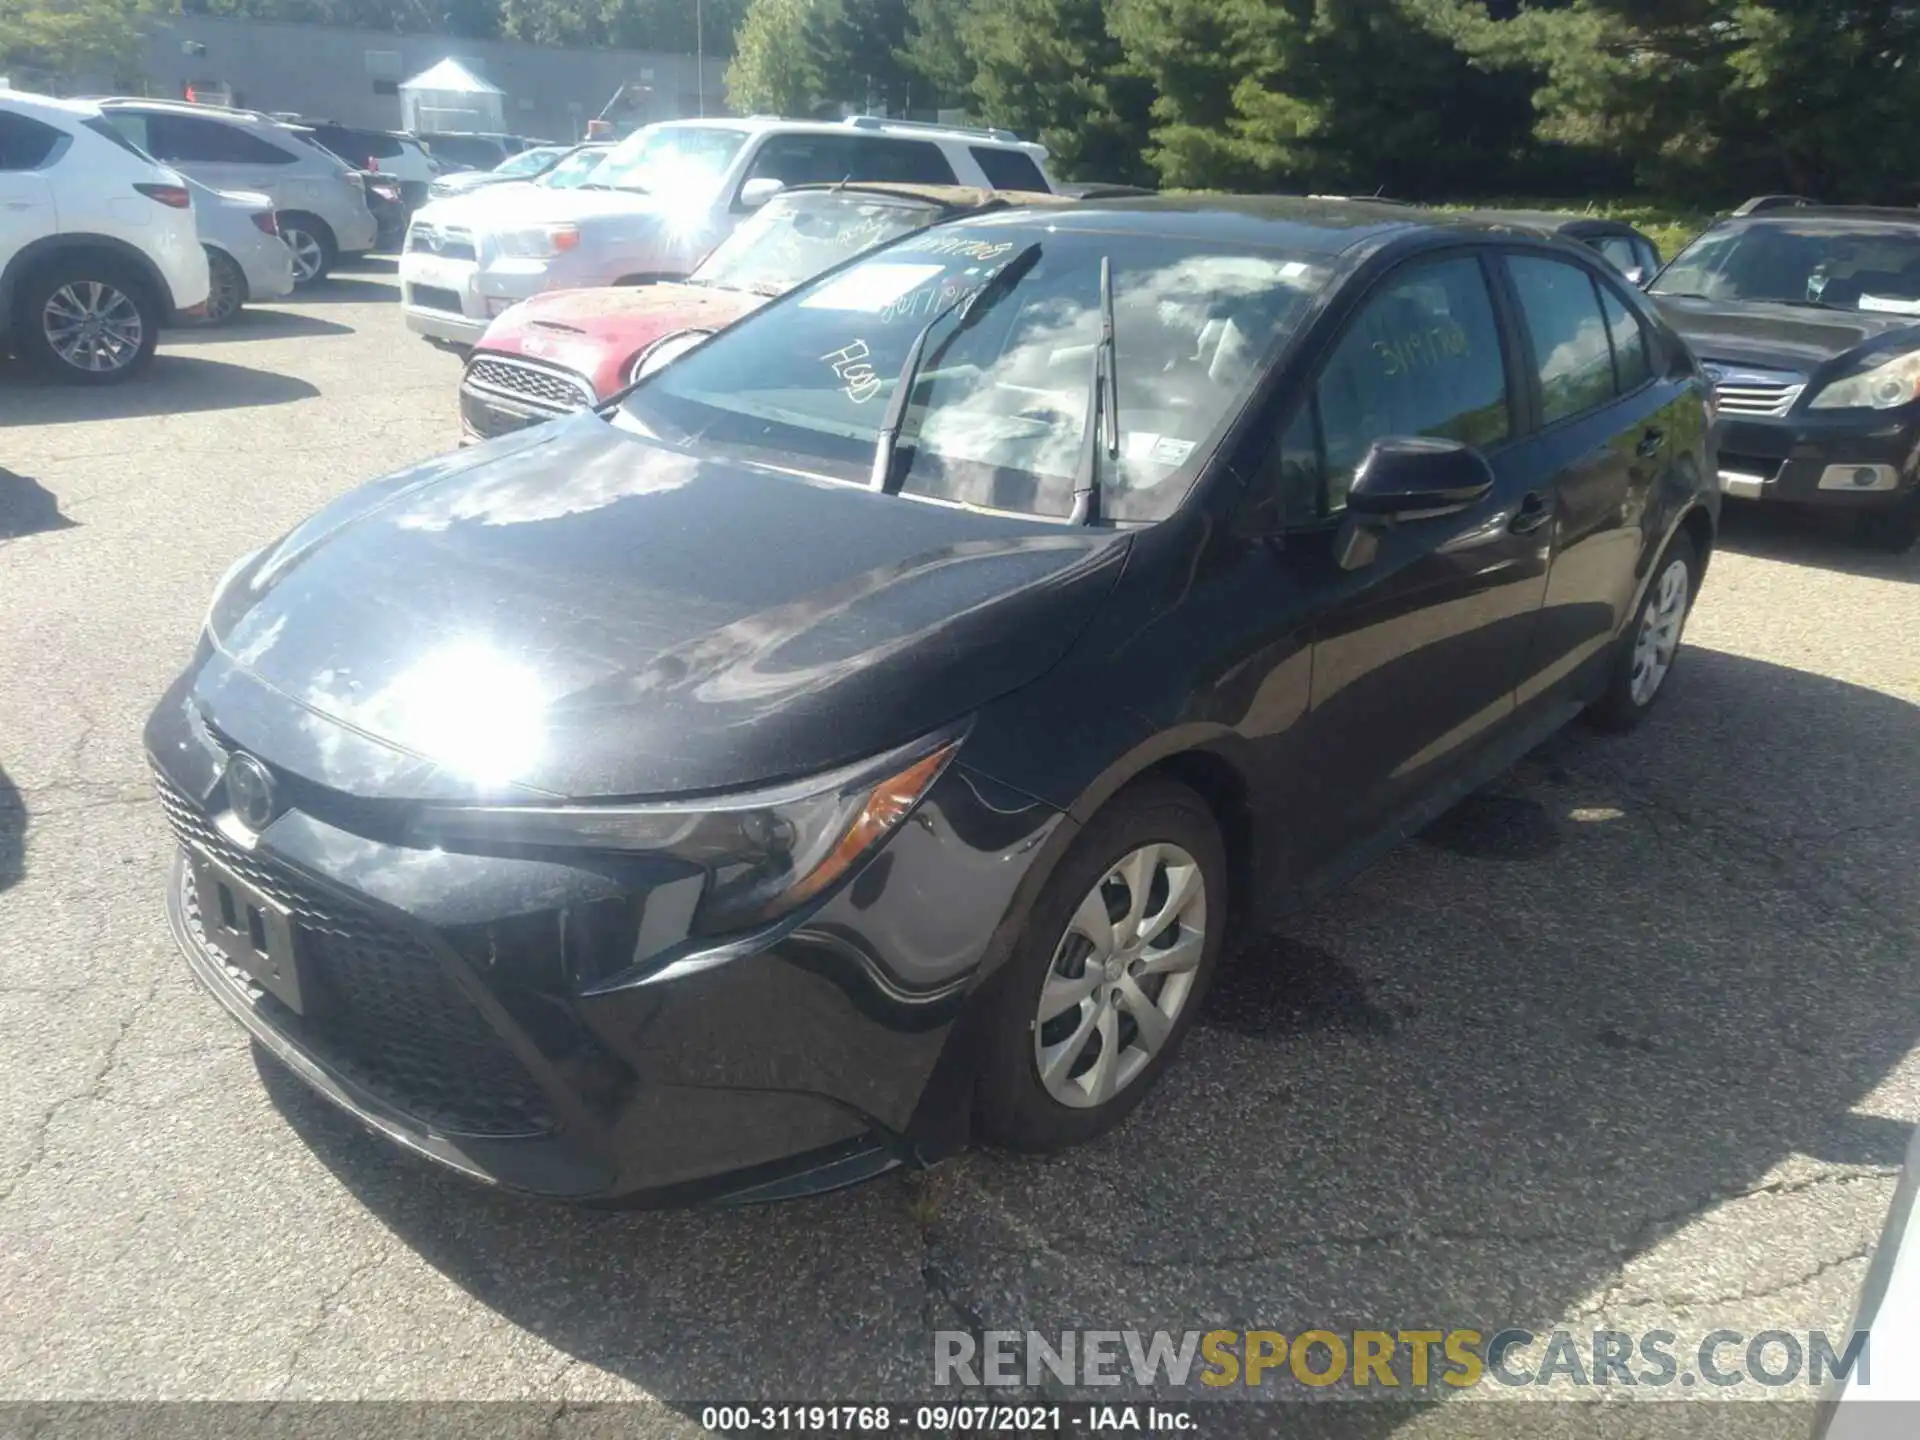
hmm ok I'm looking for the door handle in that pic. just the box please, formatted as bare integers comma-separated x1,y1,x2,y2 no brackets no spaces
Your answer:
1510,491,1553,535
1636,427,1667,458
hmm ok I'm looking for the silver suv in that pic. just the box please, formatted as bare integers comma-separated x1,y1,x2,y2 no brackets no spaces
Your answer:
400,115,1057,345
98,100,378,283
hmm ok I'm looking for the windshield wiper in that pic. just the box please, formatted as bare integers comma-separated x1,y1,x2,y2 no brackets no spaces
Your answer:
1068,255,1119,525
869,243,1042,493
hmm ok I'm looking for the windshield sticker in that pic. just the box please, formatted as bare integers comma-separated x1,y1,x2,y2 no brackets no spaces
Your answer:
801,262,946,313
1120,432,1199,467
1859,294,1920,315
881,276,986,325
821,339,883,402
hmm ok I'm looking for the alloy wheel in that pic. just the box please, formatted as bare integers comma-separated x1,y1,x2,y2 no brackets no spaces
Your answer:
41,281,145,374
206,257,243,323
1630,557,1690,705
1033,842,1208,1109
284,228,324,282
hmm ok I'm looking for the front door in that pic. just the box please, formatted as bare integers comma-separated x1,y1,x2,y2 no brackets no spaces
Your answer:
1282,252,1553,855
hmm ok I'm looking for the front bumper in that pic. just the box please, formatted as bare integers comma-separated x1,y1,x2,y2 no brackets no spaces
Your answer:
145,670,1061,1204
1714,409,1920,510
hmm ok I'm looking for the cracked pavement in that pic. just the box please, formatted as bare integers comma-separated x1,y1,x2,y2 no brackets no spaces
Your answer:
1,265,1916,1433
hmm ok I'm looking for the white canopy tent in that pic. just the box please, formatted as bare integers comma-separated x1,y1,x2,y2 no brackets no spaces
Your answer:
400,57,505,135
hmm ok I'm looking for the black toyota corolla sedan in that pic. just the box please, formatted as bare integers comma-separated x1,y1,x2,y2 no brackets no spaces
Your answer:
1651,206,1920,550
147,197,1717,1205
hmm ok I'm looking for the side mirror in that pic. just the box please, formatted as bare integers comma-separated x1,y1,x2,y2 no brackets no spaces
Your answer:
738,177,783,210
1347,436,1495,520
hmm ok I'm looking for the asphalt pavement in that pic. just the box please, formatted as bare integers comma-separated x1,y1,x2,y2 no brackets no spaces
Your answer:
1,264,1916,1435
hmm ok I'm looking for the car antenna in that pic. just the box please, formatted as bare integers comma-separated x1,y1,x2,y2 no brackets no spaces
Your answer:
870,243,1043,494
832,174,850,192
1067,255,1118,525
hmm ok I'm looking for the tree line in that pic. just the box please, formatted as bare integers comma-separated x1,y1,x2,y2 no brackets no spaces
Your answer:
6,0,1917,205
728,0,1920,205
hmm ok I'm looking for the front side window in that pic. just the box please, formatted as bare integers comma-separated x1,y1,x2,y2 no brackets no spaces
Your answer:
1596,283,1651,392
1310,255,1510,514
596,124,747,197
692,191,943,297
971,146,1048,192
1653,222,1920,313
743,134,855,189
618,226,1332,522
1509,255,1617,425
843,136,957,185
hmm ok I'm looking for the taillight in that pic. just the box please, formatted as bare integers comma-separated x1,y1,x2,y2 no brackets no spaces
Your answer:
367,157,381,172
250,211,278,236
135,183,191,210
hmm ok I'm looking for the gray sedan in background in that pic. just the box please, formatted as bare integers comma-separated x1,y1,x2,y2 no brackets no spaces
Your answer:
184,176,296,326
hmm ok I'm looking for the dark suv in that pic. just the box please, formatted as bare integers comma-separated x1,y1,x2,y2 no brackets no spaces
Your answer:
1651,203,1920,550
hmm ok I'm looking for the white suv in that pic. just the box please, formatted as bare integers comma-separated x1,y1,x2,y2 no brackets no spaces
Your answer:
97,99,379,283
400,115,1056,345
0,90,210,383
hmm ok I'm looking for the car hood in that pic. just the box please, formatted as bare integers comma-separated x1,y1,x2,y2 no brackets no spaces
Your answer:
1655,294,1920,373
477,283,764,390
199,414,1129,800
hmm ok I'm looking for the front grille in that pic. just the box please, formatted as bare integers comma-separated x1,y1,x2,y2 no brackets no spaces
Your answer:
1706,364,1805,419
464,355,595,414
407,284,464,315
460,385,549,440
405,225,475,262
155,769,557,1139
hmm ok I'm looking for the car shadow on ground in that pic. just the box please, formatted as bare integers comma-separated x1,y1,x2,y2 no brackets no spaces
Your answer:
0,764,21,897
0,468,76,539
294,276,400,304
264,644,1918,1430
0,355,318,423
337,254,399,275
168,310,355,344
1716,499,1920,582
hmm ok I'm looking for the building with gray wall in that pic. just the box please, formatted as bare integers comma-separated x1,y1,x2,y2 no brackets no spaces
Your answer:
139,15,731,143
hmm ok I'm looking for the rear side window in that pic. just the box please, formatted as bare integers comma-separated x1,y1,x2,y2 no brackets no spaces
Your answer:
1507,255,1617,425
1308,255,1511,514
84,116,155,162
314,125,398,164
145,113,296,166
426,135,505,169
969,146,1048,191
1597,283,1652,391
0,110,67,171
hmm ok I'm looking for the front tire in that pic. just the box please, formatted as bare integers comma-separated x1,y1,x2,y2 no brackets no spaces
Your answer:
1587,530,1698,732
974,779,1227,1152
14,258,160,384
203,248,247,325
279,214,336,285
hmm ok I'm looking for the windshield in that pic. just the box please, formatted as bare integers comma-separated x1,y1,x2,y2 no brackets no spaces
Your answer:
540,147,607,189
1654,222,1920,313
592,125,747,197
618,224,1330,523
493,146,562,177
692,191,942,297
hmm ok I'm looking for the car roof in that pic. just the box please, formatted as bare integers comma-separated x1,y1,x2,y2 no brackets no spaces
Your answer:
1456,208,1644,238
1712,205,1920,229
642,115,1043,155
0,89,105,121
779,181,1073,214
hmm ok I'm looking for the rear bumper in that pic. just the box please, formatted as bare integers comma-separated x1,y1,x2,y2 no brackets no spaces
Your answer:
1715,410,1920,510
405,305,488,345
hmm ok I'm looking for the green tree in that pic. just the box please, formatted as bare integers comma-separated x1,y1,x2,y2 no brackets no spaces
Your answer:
0,0,151,86
726,0,823,114
900,0,975,107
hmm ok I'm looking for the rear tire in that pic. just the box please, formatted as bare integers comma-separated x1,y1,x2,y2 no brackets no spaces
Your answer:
14,256,160,384
973,779,1227,1152
279,214,336,285
203,248,248,325
1587,530,1699,733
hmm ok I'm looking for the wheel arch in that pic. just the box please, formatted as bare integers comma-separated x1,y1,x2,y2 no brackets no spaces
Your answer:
0,234,170,335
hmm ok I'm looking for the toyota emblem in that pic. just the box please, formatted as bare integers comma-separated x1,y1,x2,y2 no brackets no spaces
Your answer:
224,753,280,833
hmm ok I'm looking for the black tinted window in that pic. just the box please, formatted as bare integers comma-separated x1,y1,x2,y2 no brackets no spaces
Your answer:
1590,234,1639,275
0,110,65,170
1597,283,1651,391
745,134,856,187
1509,255,1616,425
313,125,400,164
425,135,505,169
846,136,957,185
146,113,294,165
970,146,1048,191
1313,255,1510,514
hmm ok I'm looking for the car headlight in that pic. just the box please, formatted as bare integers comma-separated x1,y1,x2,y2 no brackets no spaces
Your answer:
1809,348,1920,410
409,730,963,933
629,329,713,383
494,224,581,260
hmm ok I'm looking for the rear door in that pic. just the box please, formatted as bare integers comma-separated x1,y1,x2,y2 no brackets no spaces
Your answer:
1282,250,1554,853
0,109,62,267
1501,252,1669,710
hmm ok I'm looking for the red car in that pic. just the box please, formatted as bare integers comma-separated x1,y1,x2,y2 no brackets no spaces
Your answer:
458,182,1067,443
